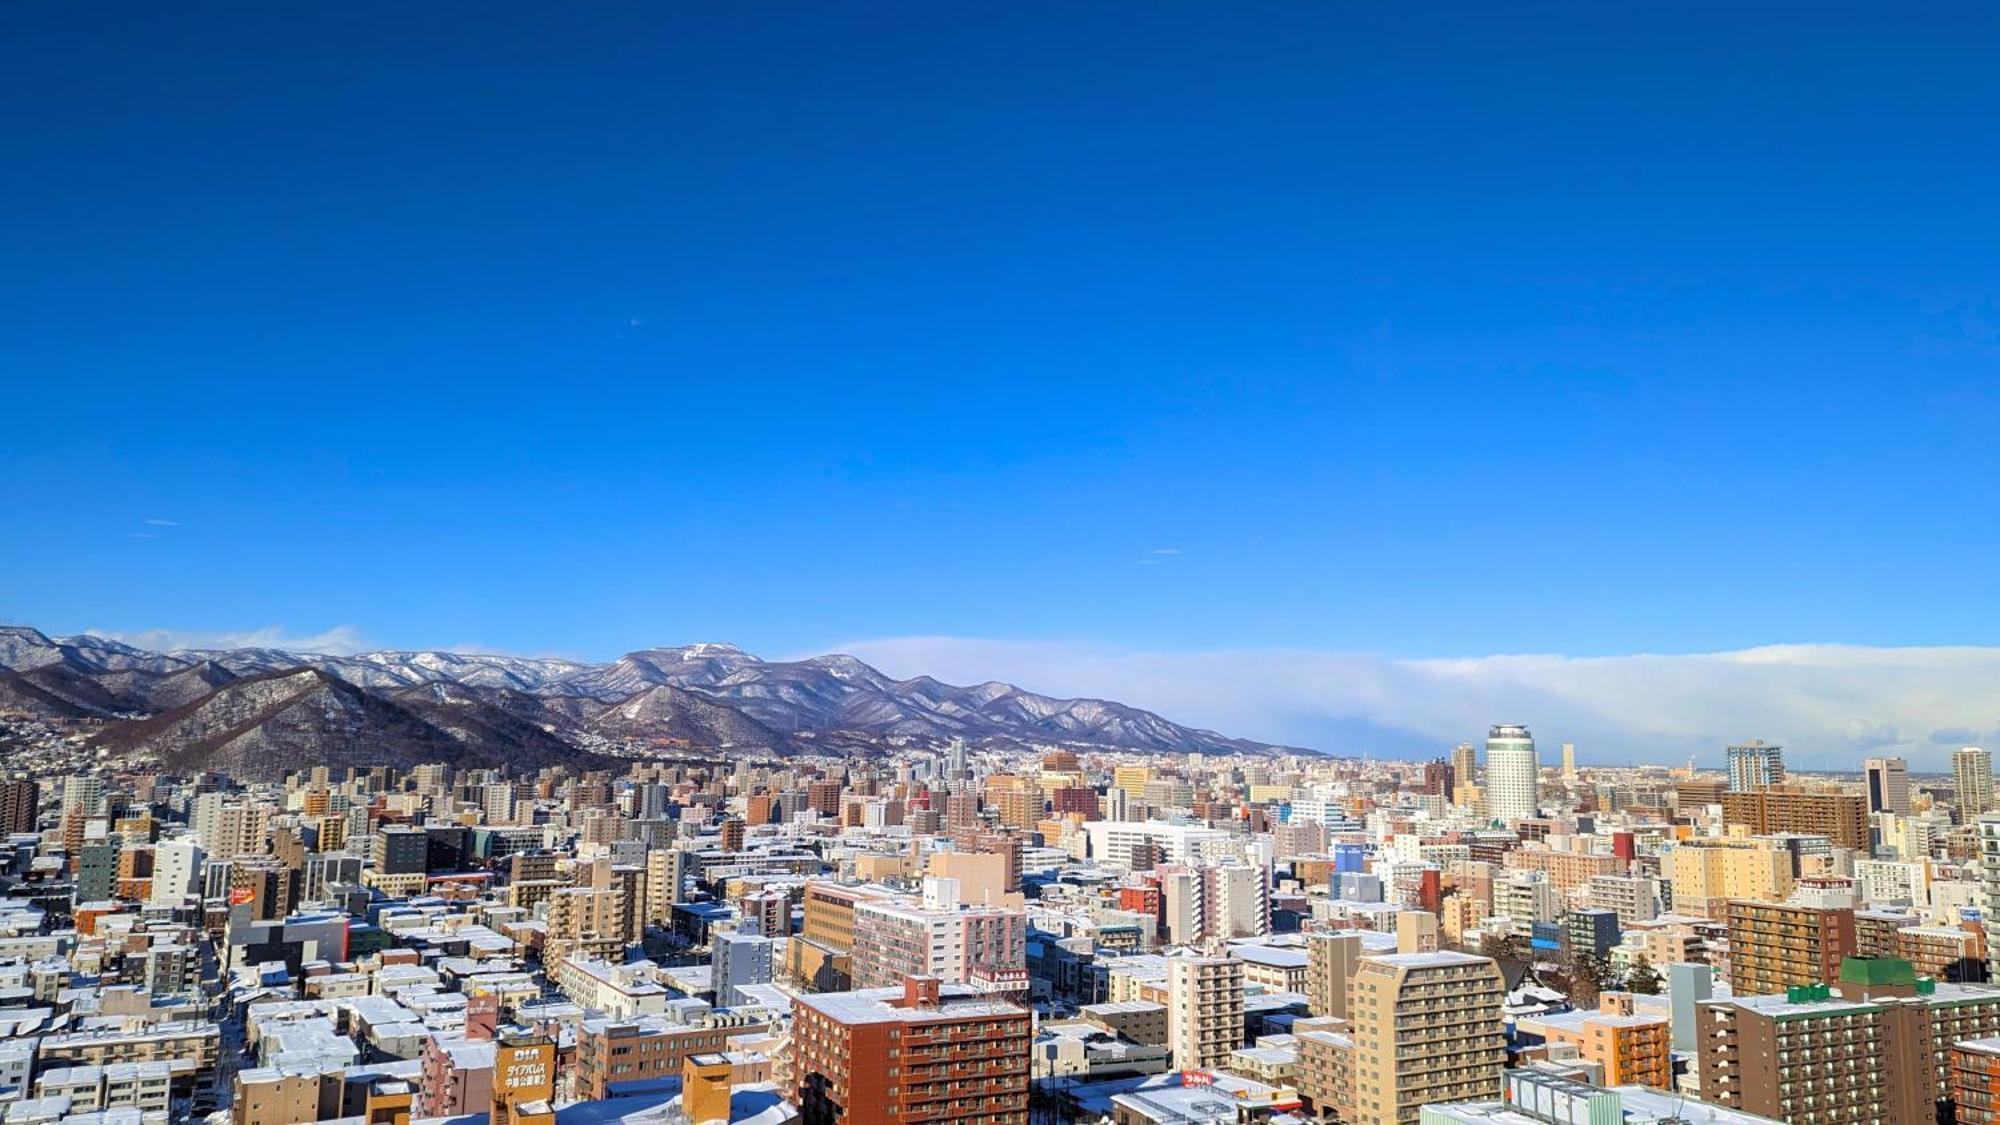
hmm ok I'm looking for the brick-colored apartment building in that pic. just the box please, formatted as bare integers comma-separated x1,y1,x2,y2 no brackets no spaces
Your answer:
573,1014,768,1101
1700,958,2000,1124
1725,899,1856,996
1720,786,1869,850
1502,846,1628,894
1953,1037,2000,1125
792,976,1030,1125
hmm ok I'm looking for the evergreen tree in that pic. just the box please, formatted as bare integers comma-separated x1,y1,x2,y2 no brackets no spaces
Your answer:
1627,954,1663,995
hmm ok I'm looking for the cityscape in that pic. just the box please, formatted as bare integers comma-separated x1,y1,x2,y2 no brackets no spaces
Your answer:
7,4,2000,1125
7,622,2000,1125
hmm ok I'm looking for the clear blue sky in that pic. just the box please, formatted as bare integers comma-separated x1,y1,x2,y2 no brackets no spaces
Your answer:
4,3,1999,662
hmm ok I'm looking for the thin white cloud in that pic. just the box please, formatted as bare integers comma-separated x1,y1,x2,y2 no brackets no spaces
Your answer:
92,624,370,656
143,518,178,527
126,532,157,540
833,636,2000,769
1152,547,1181,555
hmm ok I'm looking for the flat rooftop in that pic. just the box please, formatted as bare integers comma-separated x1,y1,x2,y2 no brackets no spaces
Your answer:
795,983,1025,1025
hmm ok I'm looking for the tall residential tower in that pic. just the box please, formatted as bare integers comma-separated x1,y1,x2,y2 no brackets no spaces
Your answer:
1483,724,1539,824
1726,740,1784,792
1958,747,1995,820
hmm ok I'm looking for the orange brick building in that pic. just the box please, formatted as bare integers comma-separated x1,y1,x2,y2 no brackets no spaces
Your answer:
792,977,1030,1125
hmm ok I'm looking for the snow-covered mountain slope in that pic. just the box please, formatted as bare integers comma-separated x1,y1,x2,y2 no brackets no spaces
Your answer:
0,625,1295,760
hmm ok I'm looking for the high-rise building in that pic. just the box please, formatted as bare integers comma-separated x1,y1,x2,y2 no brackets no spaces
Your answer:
1586,873,1659,926
791,977,1029,1125
480,782,517,826
196,798,272,858
1450,742,1478,785
1048,786,1099,818
807,781,844,819
849,879,1028,993
1663,839,1796,920
373,826,429,875
1422,759,1454,798
545,885,632,965
1559,742,1578,780
1201,862,1271,941
1482,725,1538,824
1952,1037,2000,1125
410,762,450,794
1865,756,1912,815
788,882,898,993
1306,931,1364,1020
1961,747,1997,820
1980,815,2000,982
1674,776,1727,808
74,841,118,903
1700,958,2000,1124
994,782,1042,831
1351,951,1506,1124
1448,742,1480,811
0,778,38,835
1719,786,1870,850
1725,899,1856,996
60,775,103,820
147,838,205,906
718,819,745,852
1668,963,1715,1054
712,930,778,1006
641,847,692,925
1725,740,1785,793
1297,1023,1357,1124
1165,954,1244,1071
1113,766,1155,799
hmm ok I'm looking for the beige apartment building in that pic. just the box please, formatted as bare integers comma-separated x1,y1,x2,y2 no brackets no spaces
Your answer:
1664,840,1794,919
543,884,631,964
1165,954,1243,1072
1350,950,1505,1125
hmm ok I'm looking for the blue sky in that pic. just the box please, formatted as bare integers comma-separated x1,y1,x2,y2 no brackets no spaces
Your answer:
5,4,2000,759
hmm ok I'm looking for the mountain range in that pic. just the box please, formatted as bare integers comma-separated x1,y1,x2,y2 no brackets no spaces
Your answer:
0,625,1292,778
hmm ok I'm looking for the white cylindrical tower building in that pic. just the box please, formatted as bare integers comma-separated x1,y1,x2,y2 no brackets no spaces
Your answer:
1484,723,1539,824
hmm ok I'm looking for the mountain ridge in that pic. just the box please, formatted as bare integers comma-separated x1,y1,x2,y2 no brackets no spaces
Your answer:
0,624,1301,775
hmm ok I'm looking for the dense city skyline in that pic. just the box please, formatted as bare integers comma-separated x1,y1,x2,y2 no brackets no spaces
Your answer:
9,696,2000,1125
5,6,1998,1124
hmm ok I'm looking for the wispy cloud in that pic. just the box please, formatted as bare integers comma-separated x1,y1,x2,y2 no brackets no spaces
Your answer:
1152,547,1181,555
833,636,2000,769
91,624,369,656
143,518,178,527
126,532,158,540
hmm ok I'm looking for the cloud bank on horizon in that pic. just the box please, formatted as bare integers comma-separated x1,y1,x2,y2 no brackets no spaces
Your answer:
96,624,371,656
836,637,2000,771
